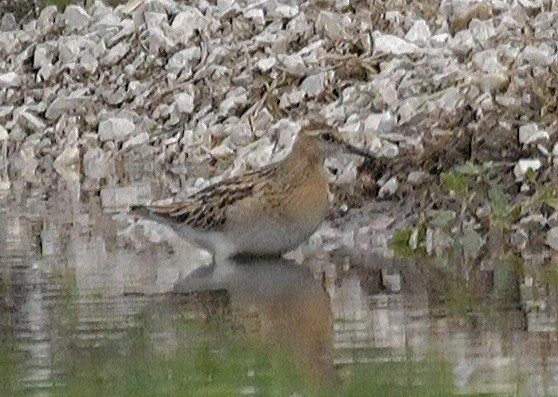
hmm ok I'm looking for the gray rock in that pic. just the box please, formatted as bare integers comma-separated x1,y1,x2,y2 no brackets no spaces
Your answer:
102,42,130,65
546,227,558,251
373,33,420,55
33,43,55,69
37,5,57,34
315,11,345,40
378,177,398,198
45,96,94,120
472,49,506,73
510,228,528,251
219,87,247,115
18,111,46,133
0,125,7,141
513,159,542,179
405,20,431,46
256,57,276,71
407,171,430,186
277,53,307,75
100,184,152,210
519,123,549,145
244,8,265,25
1,13,18,32
469,19,496,44
64,5,91,31
0,72,19,88
98,118,136,141
53,146,79,182
9,146,37,182
364,112,396,134
167,47,201,74
174,92,195,114
0,32,19,54
521,44,555,66
300,72,329,97
123,132,149,150
83,147,112,180
171,8,209,44
269,5,299,19
449,30,475,54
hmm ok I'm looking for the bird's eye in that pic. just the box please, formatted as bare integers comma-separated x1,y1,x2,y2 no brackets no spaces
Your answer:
320,132,335,142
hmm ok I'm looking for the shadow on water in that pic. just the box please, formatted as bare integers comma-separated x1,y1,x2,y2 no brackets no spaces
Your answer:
2,197,558,396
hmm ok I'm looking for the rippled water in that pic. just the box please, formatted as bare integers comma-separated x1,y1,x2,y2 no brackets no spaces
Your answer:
1,191,558,396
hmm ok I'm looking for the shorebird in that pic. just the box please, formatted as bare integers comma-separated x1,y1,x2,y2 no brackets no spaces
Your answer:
130,124,373,260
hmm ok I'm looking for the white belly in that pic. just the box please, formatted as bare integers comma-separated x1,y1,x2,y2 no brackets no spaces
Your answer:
178,214,323,259
229,215,323,256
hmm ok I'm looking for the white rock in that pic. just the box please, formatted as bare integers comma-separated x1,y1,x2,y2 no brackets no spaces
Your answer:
167,47,201,73
519,123,549,145
64,5,91,31
300,73,328,97
364,112,396,134
373,33,420,55
0,72,19,88
217,0,239,16
378,177,398,198
210,143,234,158
405,20,431,46
449,30,475,54
98,118,136,141
469,19,496,44
83,147,112,179
244,9,265,25
430,33,451,47
521,44,555,66
53,146,79,182
218,88,247,115
513,159,542,179
10,146,37,182
45,96,94,120
101,185,152,209
0,125,7,140
277,54,306,75
174,93,195,114
316,11,345,40
102,42,130,65
1,14,18,32
270,5,299,18
123,132,149,149
18,111,46,133
171,8,210,44
256,57,276,71
472,49,506,73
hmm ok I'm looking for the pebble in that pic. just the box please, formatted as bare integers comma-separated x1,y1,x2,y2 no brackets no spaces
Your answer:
519,123,549,145
98,118,136,141
0,72,19,88
64,5,91,31
373,33,420,55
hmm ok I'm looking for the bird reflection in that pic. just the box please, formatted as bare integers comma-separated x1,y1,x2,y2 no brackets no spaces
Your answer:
173,257,337,383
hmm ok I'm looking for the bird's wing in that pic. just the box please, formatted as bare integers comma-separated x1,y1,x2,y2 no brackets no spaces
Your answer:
131,166,277,230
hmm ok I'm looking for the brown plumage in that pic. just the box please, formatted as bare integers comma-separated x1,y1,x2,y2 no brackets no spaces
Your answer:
131,125,373,259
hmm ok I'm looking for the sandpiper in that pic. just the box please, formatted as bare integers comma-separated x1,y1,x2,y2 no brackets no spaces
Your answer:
130,124,373,260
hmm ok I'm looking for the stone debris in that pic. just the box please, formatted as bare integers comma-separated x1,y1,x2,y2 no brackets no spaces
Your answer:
0,0,555,270
98,117,136,142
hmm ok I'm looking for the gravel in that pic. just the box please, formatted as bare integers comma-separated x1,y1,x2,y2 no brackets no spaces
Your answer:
1,0,558,268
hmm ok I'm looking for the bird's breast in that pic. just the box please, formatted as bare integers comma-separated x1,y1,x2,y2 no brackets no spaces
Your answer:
281,168,330,226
